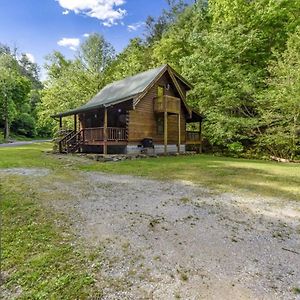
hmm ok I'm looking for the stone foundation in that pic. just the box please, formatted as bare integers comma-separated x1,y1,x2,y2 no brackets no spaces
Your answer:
126,144,186,155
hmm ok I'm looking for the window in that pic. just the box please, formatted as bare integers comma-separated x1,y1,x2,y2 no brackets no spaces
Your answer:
157,85,164,105
157,85,164,97
156,86,165,134
157,116,164,135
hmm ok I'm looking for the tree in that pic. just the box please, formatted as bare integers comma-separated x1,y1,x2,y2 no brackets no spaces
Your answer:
78,33,115,74
19,54,41,89
45,51,72,80
258,28,300,159
39,58,100,132
170,0,300,153
181,25,262,151
39,35,115,133
106,38,153,82
0,53,31,139
152,2,209,70
144,0,189,44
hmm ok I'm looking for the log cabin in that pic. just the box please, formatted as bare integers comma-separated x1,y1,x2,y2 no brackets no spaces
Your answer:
52,64,203,155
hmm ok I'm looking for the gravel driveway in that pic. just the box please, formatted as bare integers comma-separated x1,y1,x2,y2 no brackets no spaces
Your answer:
0,140,50,147
2,168,300,299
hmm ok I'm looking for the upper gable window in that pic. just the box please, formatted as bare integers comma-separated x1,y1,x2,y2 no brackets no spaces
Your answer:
157,86,164,101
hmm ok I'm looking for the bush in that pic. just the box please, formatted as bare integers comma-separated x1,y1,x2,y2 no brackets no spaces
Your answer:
227,142,244,156
11,113,36,137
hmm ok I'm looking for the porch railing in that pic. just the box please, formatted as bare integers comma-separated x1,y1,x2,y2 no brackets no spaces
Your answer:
107,127,127,141
186,131,201,143
83,127,127,142
84,127,104,141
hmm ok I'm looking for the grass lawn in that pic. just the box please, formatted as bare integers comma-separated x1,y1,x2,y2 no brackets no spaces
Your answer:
1,142,299,200
1,142,299,298
81,154,300,201
1,177,97,299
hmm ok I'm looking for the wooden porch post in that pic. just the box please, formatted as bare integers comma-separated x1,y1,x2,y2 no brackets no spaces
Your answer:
59,116,63,153
164,111,168,155
199,120,202,154
177,112,181,153
74,114,77,132
104,107,108,155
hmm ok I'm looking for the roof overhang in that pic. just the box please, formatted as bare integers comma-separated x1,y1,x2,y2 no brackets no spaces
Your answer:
51,96,135,118
186,110,204,123
168,65,193,90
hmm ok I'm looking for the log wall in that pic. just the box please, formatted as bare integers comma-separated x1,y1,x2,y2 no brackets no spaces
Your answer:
128,72,186,144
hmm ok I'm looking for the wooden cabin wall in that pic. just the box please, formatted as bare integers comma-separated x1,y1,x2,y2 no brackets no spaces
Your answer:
128,72,186,144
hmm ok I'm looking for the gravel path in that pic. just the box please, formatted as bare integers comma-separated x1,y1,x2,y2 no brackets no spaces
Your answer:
2,168,300,299
0,140,50,147
49,171,300,300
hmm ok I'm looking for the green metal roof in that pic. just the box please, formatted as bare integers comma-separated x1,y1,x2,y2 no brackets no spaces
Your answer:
53,65,167,117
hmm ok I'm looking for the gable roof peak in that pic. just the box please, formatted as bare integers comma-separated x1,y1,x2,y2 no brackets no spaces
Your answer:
52,64,191,118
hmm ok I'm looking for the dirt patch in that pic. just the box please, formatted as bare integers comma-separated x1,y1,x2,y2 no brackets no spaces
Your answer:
42,171,300,300
0,168,50,177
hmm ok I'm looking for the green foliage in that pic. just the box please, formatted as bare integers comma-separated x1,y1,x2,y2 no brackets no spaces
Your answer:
11,112,36,137
152,3,208,70
0,54,31,131
39,59,101,132
258,27,300,159
39,34,115,133
228,142,244,156
107,38,153,81
0,45,42,140
152,0,300,157
32,0,300,158
144,0,189,44
78,33,115,73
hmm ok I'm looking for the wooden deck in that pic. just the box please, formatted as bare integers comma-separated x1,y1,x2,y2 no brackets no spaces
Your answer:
59,127,127,153
59,127,201,153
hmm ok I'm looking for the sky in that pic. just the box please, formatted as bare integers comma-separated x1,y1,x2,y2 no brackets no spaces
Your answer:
0,0,173,79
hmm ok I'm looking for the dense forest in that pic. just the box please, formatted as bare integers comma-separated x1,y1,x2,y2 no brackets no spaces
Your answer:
1,0,300,159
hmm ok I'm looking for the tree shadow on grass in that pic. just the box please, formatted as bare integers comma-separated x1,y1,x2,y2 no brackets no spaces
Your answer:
175,159,300,201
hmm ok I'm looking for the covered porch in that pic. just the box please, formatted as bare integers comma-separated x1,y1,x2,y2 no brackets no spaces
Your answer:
185,110,203,152
55,101,131,154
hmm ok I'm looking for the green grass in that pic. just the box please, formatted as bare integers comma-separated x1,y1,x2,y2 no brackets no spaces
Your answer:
0,143,59,169
79,154,300,201
1,176,99,299
1,142,299,298
1,142,299,200
293,287,300,294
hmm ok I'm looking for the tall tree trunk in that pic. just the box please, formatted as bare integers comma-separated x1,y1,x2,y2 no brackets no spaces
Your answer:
4,115,9,139
3,92,9,140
